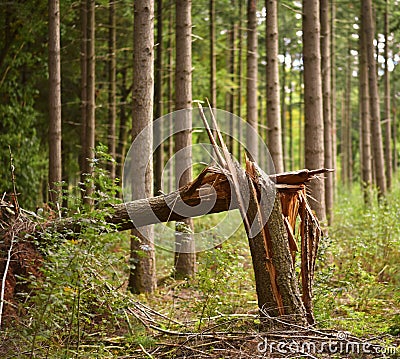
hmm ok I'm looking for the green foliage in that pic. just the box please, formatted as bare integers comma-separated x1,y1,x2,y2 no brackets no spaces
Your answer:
314,180,400,336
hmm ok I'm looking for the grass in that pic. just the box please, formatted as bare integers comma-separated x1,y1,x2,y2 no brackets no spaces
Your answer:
2,168,400,357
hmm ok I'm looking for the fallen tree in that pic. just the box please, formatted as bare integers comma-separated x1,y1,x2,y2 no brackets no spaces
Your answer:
1,106,330,327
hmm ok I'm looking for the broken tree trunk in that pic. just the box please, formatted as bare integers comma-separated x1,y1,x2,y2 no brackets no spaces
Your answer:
1,166,328,326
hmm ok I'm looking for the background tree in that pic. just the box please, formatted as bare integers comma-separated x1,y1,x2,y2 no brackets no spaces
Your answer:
383,0,392,190
154,0,164,195
48,0,62,206
107,0,117,181
265,0,284,173
362,0,386,196
302,0,326,221
359,10,373,204
129,0,157,293
246,0,258,162
174,0,196,277
320,0,333,223
81,0,96,207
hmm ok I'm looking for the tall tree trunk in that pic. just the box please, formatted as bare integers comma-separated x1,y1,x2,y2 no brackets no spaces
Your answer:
175,0,196,278
359,13,373,204
289,60,294,171
209,0,216,109
266,0,284,173
154,0,164,195
330,0,337,196
344,46,353,187
362,0,386,196
393,70,398,174
236,0,243,162
48,0,62,206
383,0,392,190
302,0,326,221
246,0,258,162
280,53,287,169
129,0,157,293
107,0,117,180
167,5,174,194
228,12,236,154
82,0,96,207
320,0,333,224
298,67,304,168
116,53,130,184
79,0,87,192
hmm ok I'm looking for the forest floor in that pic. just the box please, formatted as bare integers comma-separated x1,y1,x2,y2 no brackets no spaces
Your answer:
1,180,400,358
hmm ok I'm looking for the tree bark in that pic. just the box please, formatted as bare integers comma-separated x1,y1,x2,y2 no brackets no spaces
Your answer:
209,0,217,109
330,0,337,195
266,0,284,173
154,0,164,195
359,12,373,204
236,0,243,163
383,0,392,191
107,0,117,180
128,0,157,294
48,0,62,206
246,0,258,162
320,0,333,224
82,0,96,207
362,0,386,196
175,0,196,278
302,0,326,221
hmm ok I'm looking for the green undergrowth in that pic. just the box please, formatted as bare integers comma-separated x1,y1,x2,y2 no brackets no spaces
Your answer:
1,152,399,357
314,180,400,337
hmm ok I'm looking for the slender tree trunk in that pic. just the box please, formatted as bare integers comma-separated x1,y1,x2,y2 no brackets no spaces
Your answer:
393,70,398,174
236,0,243,162
302,0,326,221
167,5,174,194
280,53,287,169
175,0,196,278
246,0,258,162
209,0,216,109
129,0,157,293
48,0,62,206
228,12,236,154
107,0,117,180
359,13,373,204
320,0,333,224
330,0,337,195
154,0,164,195
383,0,392,190
298,67,304,169
116,54,130,183
266,0,284,173
79,0,87,188
345,46,353,187
289,61,294,171
341,92,348,186
362,0,386,196
82,0,96,207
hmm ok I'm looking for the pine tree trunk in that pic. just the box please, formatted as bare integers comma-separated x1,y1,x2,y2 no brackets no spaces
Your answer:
359,14,372,204
320,0,333,224
154,0,164,195
83,0,96,207
79,0,87,191
175,0,196,278
330,0,337,196
246,0,258,162
362,0,386,196
236,0,243,163
383,1,392,191
209,0,216,109
128,0,157,293
302,0,326,221
168,5,174,194
48,0,62,206
266,0,284,173
107,0,117,180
